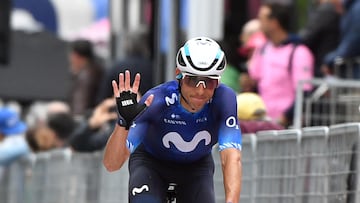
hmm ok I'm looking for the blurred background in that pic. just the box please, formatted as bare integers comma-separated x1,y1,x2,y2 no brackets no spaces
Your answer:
0,0,309,105
2,0,360,202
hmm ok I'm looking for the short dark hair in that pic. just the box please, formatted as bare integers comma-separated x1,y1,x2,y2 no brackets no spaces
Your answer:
264,2,292,32
47,113,76,140
71,39,95,59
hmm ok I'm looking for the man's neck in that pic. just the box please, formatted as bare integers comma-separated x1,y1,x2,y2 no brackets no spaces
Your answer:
179,94,196,113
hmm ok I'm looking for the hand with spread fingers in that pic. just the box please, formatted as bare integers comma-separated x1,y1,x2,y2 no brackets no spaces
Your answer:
112,70,154,130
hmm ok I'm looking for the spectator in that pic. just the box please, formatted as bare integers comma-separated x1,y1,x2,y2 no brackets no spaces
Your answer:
26,125,61,152
26,98,117,153
323,0,360,78
248,2,314,126
0,107,29,166
237,92,284,134
68,39,104,116
97,27,154,101
300,0,342,77
26,112,76,152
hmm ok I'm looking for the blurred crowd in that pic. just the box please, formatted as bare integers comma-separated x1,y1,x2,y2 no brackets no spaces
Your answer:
224,0,360,131
0,25,154,174
1,0,360,169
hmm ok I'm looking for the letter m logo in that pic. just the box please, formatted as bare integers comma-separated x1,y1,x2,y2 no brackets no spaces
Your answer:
165,93,178,106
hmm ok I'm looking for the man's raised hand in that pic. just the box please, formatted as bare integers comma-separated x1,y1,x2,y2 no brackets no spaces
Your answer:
112,70,154,129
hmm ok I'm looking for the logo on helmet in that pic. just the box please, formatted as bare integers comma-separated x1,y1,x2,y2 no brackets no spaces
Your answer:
198,61,209,66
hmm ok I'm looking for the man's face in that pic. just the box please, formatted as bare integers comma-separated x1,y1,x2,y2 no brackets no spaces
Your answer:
257,5,273,37
34,127,57,151
68,52,83,74
179,76,216,113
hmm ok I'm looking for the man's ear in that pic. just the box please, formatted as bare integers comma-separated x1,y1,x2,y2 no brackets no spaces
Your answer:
175,68,182,79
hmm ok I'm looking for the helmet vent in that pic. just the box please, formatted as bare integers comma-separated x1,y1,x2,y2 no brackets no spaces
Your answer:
177,51,186,67
187,56,218,72
216,57,226,71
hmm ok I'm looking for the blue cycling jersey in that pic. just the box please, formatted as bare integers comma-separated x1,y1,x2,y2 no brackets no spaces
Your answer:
124,80,242,163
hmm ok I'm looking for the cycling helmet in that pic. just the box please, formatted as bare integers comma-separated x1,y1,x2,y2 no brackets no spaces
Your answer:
176,37,227,77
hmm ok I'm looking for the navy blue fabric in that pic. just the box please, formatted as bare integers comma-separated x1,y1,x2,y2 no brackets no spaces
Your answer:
13,0,57,32
324,0,360,66
124,81,242,163
128,145,215,203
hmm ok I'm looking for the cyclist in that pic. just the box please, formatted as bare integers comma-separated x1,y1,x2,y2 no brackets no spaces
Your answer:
103,37,242,203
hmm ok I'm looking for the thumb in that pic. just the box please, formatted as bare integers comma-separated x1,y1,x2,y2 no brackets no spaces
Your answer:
144,94,154,107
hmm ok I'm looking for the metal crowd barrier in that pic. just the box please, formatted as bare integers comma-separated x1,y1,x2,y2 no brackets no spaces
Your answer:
0,149,129,203
333,57,360,79
1,123,360,203
298,126,328,203
292,56,360,130
294,78,360,129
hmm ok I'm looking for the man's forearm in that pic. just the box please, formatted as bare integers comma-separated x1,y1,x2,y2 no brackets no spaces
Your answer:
102,124,130,171
221,149,242,203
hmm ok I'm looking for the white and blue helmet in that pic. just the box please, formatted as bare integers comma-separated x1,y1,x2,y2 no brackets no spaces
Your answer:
176,37,227,77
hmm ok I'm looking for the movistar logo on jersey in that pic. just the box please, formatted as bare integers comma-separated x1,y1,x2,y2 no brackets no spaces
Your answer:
165,93,178,106
131,185,149,196
162,131,211,153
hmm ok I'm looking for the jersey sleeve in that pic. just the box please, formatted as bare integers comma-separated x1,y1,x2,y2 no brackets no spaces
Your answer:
214,85,242,151
126,122,149,153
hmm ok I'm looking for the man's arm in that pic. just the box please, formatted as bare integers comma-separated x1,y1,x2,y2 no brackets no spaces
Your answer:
102,71,153,172
102,124,130,171
325,5,360,66
220,148,242,203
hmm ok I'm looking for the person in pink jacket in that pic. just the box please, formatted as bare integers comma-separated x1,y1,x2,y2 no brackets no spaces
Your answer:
249,2,314,126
